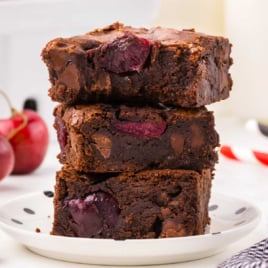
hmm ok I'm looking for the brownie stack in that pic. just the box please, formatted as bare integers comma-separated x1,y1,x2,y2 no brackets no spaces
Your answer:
42,22,232,239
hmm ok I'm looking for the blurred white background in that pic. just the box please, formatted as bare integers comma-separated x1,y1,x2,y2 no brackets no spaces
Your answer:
0,0,266,140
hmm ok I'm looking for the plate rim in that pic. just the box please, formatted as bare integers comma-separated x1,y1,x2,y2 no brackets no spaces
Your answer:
0,191,262,265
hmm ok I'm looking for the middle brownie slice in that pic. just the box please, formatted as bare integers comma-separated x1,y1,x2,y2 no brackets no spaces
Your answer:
54,103,219,173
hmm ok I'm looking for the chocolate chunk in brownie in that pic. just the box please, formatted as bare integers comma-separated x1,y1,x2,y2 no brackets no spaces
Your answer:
54,103,219,173
42,22,232,107
52,167,212,239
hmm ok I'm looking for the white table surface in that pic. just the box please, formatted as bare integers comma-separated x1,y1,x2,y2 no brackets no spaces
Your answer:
0,116,268,268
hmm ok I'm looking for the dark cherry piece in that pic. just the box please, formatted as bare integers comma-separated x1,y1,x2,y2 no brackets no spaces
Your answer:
99,32,151,73
64,191,120,237
113,119,167,138
55,117,68,158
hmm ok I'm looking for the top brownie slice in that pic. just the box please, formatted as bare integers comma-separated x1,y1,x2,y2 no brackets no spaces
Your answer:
42,22,232,107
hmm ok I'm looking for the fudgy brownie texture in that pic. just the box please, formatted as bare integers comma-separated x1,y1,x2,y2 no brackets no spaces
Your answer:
54,103,219,173
52,167,212,239
42,22,232,107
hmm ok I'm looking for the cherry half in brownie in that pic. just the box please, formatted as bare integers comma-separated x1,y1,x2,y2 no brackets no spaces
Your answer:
54,103,219,173
52,167,212,239
42,22,232,107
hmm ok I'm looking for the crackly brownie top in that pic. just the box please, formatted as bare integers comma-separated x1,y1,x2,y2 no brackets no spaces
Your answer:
43,21,231,59
69,22,229,47
54,103,211,128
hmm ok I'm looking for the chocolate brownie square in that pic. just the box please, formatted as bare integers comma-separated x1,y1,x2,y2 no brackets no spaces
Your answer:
54,103,219,173
52,167,212,239
42,22,232,107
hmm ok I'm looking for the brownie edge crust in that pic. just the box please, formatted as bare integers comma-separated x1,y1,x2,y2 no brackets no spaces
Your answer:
52,167,212,239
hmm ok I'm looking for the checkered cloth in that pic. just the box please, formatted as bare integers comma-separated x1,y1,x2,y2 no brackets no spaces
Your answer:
218,238,268,268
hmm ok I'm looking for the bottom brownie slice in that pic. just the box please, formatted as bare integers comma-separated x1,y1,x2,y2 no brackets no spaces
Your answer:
52,167,212,239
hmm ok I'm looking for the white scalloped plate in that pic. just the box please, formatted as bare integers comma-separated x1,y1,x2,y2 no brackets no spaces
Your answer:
0,191,261,265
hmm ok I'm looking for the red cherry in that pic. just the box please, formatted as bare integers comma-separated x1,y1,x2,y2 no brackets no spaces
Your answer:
0,135,15,180
0,91,49,174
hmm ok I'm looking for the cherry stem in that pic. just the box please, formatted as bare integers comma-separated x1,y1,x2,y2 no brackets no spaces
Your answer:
0,90,16,115
0,90,28,140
